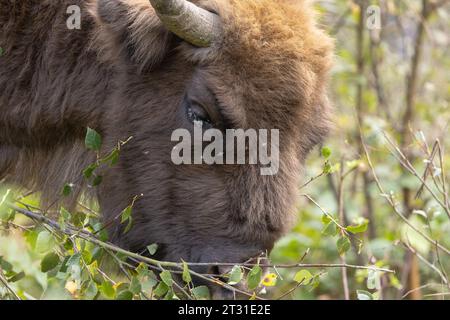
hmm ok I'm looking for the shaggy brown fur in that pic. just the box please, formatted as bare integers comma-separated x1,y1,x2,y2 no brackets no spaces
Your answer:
0,0,334,294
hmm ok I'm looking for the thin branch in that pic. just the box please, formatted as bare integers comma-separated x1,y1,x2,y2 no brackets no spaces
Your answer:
8,204,265,300
360,133,450,257
401,283,435,299
383,133,450,219
423,292,450,298
402,241,449,287
8,204,396,274
299,171,325,190
275,278,306,300
437,141,450,217
0,270,21,300
300,194,348,233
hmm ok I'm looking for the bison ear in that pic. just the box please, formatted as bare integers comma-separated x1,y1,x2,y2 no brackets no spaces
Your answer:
88,0,173,72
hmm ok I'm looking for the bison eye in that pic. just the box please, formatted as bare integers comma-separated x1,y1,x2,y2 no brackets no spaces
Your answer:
186,101,212,126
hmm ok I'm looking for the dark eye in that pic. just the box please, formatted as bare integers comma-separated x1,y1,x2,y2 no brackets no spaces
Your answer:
186,101,212,126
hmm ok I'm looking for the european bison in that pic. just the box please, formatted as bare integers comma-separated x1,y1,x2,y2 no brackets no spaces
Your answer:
0,0,334,296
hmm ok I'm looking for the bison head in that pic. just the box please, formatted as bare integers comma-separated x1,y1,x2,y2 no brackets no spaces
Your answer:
89,0,333,295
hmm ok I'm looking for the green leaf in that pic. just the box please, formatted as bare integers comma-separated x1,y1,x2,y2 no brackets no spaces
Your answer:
367,269,381,290
247,266,262,291
0,257,13,273
182,261,192,283
357,290,373,300
136,263,149,276
322,221,337,236
60,207,71,221
310,274,322,289
160,270,173,287
66,253,82,267
141,276,158,292
164,289,179,300
191,286,210,300
0,47,4,56
83,163,99,179
0,208,14,222
228,266,243,285
401,215,431,255
59,207,71,230
147,243,158,256
0,189,14,222
324,162,340,174
85,127,102,151
346,159,361,170
323,162,332,174
35,231,54,253
153,282,169,298
92,175,103,187
41,252,60,272
99,281,115,299
321,146,332,158
102,149,120,166
71,212,87,228
123,216,133,234
321,214,332,224
62,184,73,197
120,204,134,234
389,274,402,290
82,281,99,299
115,282,129,293
346,218,369,234
294,269,313,285
116,290,133,300
129,277,142,295
8,271,25,283
337,236,351,255
82,249,93,265
120,205,133,224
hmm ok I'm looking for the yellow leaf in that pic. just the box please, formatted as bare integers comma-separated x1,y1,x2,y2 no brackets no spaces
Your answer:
261,273,277,287
113,282,124,290
65,280,78,295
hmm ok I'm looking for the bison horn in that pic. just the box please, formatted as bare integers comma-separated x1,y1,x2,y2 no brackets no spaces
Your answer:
149,0,221,47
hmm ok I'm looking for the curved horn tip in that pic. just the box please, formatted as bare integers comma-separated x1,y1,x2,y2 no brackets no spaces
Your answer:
149,0,222,47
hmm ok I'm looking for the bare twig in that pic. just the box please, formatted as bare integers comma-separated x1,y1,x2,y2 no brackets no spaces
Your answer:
300,194,348,233
384,133,450,219
423,292,450,298
0,270,21,300
402,241,449,287
275,278,306,300
401,283,434,299
8,204,265,300
360,133,450,257
299,171,325,190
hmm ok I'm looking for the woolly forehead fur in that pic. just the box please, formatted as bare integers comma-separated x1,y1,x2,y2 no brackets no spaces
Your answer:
200,0,333,72
88,0,333,132
90,0,334,129
184,0,335,130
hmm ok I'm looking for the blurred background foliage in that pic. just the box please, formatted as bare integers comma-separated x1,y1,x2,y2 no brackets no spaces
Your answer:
1,0,449,300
